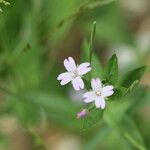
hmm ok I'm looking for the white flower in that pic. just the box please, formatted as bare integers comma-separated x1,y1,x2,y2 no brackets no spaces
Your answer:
83,78,114,109
57,57,91,91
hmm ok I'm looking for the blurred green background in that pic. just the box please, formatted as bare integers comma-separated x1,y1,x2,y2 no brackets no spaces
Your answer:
0,0,149,150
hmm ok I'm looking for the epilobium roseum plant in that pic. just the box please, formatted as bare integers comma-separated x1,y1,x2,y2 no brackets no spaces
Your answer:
57,57,91,91
83,78,114,109
57,22,146,131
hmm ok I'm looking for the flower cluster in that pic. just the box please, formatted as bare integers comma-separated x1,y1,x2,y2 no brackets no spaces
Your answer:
57,57,114,111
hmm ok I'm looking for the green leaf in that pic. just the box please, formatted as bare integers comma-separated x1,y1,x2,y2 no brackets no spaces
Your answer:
81,40,90,62
111,86,128,99
83,108,103,129
120,116,147,150
91,54,103,78
81,40,103,78
111,80,139,100
122,66,146,88
104,54,118,85
126,80,139,93
127,86,149,114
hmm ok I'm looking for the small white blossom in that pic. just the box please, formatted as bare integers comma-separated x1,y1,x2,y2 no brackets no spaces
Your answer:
83,78,114,109
57,57,91,91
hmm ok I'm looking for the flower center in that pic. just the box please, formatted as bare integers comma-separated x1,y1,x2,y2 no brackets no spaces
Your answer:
95,91,101,96
71,71,78,78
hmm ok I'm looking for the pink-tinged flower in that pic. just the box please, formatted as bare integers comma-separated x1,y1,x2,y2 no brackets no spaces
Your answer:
57,57,91,91
83,78,114,109
77,109,88,119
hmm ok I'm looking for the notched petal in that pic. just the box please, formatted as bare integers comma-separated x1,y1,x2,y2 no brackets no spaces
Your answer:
57,72,72,85
102,85,114,97
77,62,91,75
64,57,77,72
91,78,102,91
72,77,84,91
95,97,105,109
83,91,96,103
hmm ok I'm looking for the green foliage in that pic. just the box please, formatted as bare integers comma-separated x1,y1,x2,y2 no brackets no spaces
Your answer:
81,40,103,79
81,30,145,134
104,54,118,85
120,116,146,150
0,0,10,12
83,108,103,129
122,66,146,87
111,86,128,99
91,54,103,78
80,21,148,150
0,0,149,149
81,51,145,131
0,0,9,4
104,100,148,150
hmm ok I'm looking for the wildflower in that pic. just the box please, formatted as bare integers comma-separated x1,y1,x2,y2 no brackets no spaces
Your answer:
83,78,114,109
57,57,91,91
77,109,88,119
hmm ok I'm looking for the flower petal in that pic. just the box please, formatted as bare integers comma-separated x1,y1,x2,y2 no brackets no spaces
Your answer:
83,91,96,103
95,96,105,109
91,78,102,91
64,57,77,72
57,72,72,85
72,76,84,91
102,85,114,97
77,62,91,75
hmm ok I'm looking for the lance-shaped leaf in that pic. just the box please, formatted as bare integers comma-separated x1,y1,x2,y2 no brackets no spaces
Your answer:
104,54,118,85
122,66,146,88
91,54,103,78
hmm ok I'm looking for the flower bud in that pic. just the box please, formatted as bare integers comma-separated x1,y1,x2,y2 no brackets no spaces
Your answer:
77,109,88,119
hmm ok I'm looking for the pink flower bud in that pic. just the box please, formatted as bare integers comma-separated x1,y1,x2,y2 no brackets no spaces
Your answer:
77,109,88,119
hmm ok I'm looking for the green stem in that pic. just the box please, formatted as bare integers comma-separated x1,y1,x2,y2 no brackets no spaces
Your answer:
89,21,96,63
